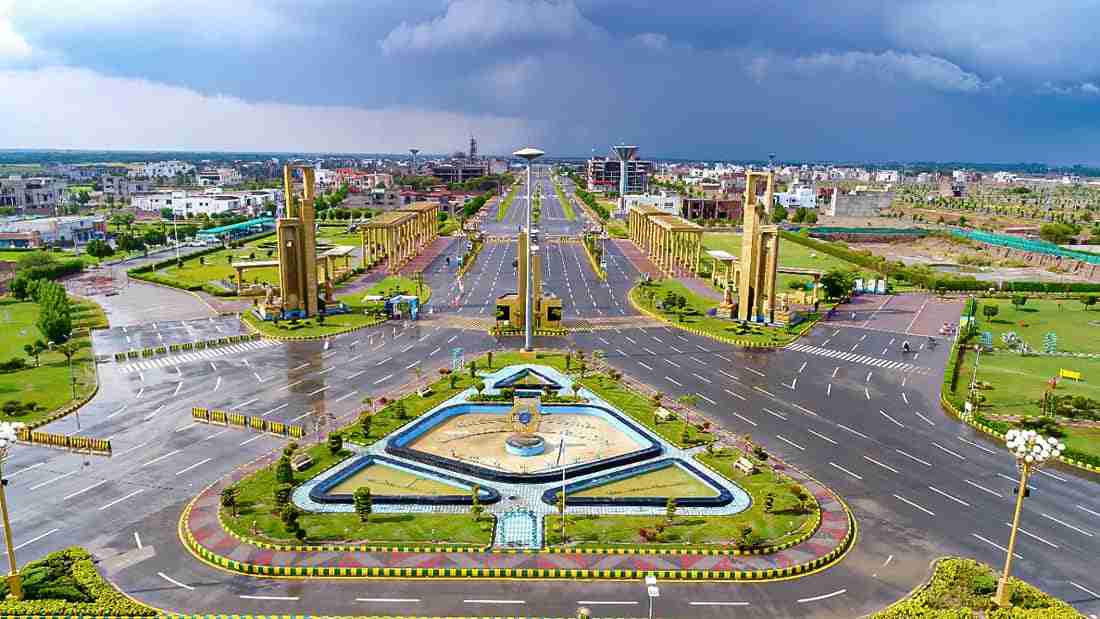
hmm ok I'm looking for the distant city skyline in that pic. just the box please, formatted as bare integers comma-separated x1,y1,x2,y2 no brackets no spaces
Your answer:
2,1,1099,163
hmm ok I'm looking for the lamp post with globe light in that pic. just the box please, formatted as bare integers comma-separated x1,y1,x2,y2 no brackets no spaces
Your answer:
0,421,25,599
512,147,544,351
993,428,1065,607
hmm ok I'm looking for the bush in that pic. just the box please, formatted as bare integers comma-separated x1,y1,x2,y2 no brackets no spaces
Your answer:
0,357,28,373
0,547,156,616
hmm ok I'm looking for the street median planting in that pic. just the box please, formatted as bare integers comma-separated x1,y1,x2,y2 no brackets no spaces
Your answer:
0,547,155,617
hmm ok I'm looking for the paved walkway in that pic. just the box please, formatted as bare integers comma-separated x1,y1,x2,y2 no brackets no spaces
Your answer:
400,236,458,276
611,239,660,280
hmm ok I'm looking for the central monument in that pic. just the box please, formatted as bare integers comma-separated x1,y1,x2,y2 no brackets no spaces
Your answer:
736,170,780,323
276,164,320,318
505,397,546,457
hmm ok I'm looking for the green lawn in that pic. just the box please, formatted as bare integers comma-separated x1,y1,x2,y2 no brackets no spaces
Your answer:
315,226,362,250
496,185,518,221
156,235,281,290
702,232,872,289
0,297,106,423
335,275,431,308
553,181,576,220
437,217,461,236
329,463,459,495
606,220,629,238
630,279,817,346
545,447,816,549
0,250,98,267
977,297,1100,353
574,464,716,498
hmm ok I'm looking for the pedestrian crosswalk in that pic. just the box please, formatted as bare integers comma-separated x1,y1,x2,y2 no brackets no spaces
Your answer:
116,339,279,374
785,342,931,374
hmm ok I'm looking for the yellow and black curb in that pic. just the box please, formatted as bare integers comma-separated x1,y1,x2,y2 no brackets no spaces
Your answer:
627,286,820,349
242,313,386,342
15,427,111,455
940,396,1100,476
192,407,305,439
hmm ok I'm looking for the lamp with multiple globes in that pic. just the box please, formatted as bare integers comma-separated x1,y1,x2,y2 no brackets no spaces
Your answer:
0,421,25,600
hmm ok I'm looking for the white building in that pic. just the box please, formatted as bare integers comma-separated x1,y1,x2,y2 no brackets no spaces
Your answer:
133,188,278,217
0,177,68,211
143,160,196,179
875,170,901,183
197,167,242,186
623,192,683,216
775,184,816,210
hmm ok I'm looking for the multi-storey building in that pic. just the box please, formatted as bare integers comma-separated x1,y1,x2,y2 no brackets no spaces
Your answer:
197,167,242,187
132,188,278,217
0,215,106,247
586,157,653,194
102,175,152,200
0,177,68,212
143,160,196,179
429,161,491,184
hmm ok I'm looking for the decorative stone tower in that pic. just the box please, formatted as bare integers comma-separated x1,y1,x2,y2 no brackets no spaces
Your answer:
737,170,780,323
276,165,320,318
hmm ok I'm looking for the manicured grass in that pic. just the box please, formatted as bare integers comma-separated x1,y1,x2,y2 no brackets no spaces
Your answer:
702,232,872,289
630,279,816,346
573,463,716,498
243,311,382,339
0,297,105,423
496,185,518,221
869,557,1079,618
606,220,629,238
316,226,362,249
0,250,98,267
577,372,714,448
437,217,461,236
330,463,460,495
157,235,281,290
336,275,432,308
553,181,576,220
977,297,1100,353
545,447,816,549
958,350,1100,461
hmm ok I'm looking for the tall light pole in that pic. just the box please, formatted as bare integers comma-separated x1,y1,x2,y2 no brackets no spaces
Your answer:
513,147,544,352
409,148,420,174
0,422,25,600
994,428,1064,607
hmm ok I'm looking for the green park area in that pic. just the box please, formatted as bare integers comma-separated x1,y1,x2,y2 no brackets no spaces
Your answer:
702,232,871,290
869,557,1079,618
574,464,716,499
0,296,106,424
629,278,817,346
0,548,155,617
553,180,576,220
244,275,431,339
0,250,98,268
545,447,817,550
951,298,1100,465
329,464,459,496
220,349,816,552
496,185,518,221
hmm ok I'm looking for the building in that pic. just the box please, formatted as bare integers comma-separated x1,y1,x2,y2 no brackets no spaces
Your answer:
132,188,278,217
875,170,901,183
0,177,68,212
0,215,106,247
681,197,742,221
143,160,196,179
775,184,817,210
825,187,894,217
335,169,393,192
586,157,653,194
428,161,490,184
102,175,152,200
52,164,128,182
197,167,242,187
623,193,682,216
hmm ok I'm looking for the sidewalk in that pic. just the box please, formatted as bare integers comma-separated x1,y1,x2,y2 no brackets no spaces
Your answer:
400,236,458,276
184,450,853,580
611,239,660,280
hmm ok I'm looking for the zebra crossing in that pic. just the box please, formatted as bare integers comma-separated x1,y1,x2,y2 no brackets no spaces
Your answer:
785,342,931,375
116,339,280,374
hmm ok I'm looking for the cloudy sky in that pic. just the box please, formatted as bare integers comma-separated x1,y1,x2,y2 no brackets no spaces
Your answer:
0,0,1097,162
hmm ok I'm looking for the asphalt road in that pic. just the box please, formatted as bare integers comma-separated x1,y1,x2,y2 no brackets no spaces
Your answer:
8,213,1100,618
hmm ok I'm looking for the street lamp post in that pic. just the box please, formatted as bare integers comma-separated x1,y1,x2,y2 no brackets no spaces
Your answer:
993,428,1065,607
0,422,25,600
513,147,544,352
644,574,659,619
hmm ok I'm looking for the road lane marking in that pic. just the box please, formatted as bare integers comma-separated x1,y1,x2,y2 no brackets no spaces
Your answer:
1006,523,1058,548
864,387,871,400
240,595,300,601
112,440,151,457
696,393,717,405
928,485,971,507
837,424,872,440
357,598,422,603
895,494,935,516
895,449,933,467
261,403,288,417
1037,469,1067,482
373,374,393,384
279,379,305,391
965,479,1002,498
106,405,128,419
463,600,524,605
996,472,1032,489
2,528,58,555
776,435,805,451
832,366,839,378
176,458,213,476
798,361,807,373
798,589,846,604
914,411,936,426
1041,513,1093,537
746,368,765,378
64,479,109,500
878,409,904,428
99,489,145,510
134,532,142,549
637,361,653,370
8,462,45,477
754,387,776,398
972,533,1021,560
724,389,746,401
1069,581,1100,600
732,412,757,426
762,408,787,420
308,386,329,396
577,600,639,606
956,436,997,455
141,449,182,468
375,356,393,366
931,442,966,460
30,470,77,491
807,429,837,445
317,367,335,375
664,376,683,387
234,397,259,409
863,455,899,474
158,572,194,590
1078,505,1100,519
830,462,863,480
172,382,183,396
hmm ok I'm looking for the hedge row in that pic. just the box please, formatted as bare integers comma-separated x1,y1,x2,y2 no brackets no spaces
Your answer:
0,547,156,616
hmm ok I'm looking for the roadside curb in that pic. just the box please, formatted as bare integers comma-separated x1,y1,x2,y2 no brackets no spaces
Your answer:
626,286,818,349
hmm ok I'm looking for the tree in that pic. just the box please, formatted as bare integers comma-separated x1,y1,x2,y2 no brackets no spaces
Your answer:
1039,222,1078,245
276,456,294,484
771,204,788,223
470,485,484,521
763,492,775,514
359,413,373,439
665,497,677,523
274,483,293,508
486,351,493,368
1011,295,1028,311
84,239,114,262
1083,295,1097,312
392,399,408,420
23,339,46,367
820,269,856,300
327,431,343,455
36,282,73,343
220,487,239,517
804,210,818,224
143,229,166,246
109,212,134,233
160,207,174,219
982,304,999,321
473,380,486,397
353,487,372,522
